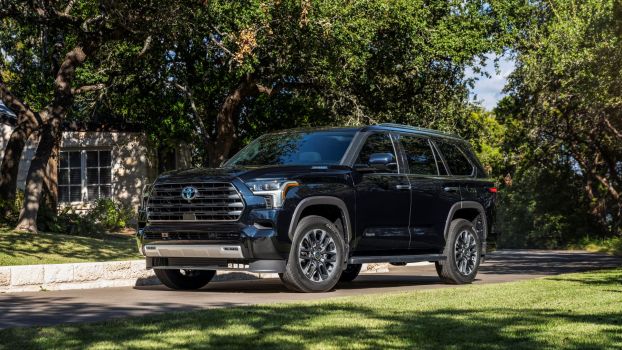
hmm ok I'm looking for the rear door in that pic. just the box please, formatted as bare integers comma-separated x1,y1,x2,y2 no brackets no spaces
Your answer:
397,134,447,251
433,139,476,198
352,132,411,253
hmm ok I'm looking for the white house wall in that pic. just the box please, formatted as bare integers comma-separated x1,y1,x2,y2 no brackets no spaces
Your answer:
61,131,157,210
0,125,158,211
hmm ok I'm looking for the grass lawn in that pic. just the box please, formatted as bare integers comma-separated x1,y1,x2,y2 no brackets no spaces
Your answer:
0,230,140,266
0,268,620,349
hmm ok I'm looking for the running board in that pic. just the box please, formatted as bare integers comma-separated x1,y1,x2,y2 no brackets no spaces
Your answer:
348,254,446,264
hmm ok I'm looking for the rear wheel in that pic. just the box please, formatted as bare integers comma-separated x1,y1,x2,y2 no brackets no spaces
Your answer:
154,269,215,290
281,215,345,292
339,264,362,282
435,219,482,284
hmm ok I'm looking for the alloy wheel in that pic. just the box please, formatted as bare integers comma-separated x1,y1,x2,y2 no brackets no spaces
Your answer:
298,228,338,282
454,230,478,276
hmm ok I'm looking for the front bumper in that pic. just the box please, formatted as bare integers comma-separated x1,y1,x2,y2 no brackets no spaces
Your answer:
136,207,294,273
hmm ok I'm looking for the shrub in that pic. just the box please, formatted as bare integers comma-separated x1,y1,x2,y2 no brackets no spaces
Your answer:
0,190,24,226
45,199,135,237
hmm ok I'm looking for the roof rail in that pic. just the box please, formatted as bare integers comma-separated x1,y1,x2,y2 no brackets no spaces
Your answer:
375,123,459,138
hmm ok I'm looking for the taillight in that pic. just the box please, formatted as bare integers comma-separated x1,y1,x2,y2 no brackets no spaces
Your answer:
488,187,498,193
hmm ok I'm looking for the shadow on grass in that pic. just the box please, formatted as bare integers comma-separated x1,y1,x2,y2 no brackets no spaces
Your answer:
548,272,622,286
0,231,139,265
0,301,620,349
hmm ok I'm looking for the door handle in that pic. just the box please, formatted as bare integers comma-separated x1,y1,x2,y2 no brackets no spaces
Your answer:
443,186,460,193
396,184,411,190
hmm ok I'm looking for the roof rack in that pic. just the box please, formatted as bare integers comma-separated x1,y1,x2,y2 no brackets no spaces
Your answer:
375,123,460,139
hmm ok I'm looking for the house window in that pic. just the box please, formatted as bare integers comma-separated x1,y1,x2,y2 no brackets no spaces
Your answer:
58,151,82,202
59,150,112,203
86,150,112,200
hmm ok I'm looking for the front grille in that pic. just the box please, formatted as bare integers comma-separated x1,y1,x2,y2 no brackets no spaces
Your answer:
146,182,244,222
144,231,241,241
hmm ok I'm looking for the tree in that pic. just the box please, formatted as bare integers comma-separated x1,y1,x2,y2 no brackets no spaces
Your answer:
499,0,622,236
161,0,518,166
0,1,187,232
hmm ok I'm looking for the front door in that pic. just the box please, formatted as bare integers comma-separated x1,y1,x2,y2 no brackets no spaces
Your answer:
353,133,411,253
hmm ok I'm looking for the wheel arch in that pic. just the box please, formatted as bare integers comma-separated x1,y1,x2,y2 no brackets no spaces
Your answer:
443,201,487,242
288,196,352,243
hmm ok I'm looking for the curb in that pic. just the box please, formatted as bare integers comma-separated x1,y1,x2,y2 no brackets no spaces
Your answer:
0,260,396,293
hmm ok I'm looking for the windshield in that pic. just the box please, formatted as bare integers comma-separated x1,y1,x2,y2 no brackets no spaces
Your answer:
225,130,356,167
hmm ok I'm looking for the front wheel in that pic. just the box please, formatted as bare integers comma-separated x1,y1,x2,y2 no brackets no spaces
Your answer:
154,269,215,290
435,219,482,284
281,215,345,293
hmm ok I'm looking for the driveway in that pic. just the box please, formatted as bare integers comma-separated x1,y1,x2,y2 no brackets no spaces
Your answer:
0,250,619,329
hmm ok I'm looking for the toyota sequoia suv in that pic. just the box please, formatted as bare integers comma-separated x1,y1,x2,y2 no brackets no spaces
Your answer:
136,123,496,292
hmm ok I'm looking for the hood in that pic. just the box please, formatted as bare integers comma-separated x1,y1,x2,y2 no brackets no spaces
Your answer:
155,165,351,184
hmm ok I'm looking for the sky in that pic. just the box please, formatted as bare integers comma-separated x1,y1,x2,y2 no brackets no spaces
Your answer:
465,53,515,111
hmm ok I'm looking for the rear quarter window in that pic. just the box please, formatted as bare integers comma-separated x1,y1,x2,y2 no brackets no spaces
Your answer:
436,141,474,176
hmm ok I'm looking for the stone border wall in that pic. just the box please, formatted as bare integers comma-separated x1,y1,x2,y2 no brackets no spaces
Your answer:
0,260,394,293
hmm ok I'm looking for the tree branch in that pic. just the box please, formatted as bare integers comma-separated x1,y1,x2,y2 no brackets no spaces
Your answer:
72,83,106,94
174,82,210,143
208,34,234,57
604,117,622,139
63,0,76,15
255,83,274,95
0,78,42,125
137,35,153,58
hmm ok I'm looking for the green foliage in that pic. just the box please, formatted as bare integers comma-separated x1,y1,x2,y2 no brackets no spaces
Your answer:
497,164,599,249
499,0,622,236
570,236,622,257
0,189,23,225
44,199,134,237
139,0,520,165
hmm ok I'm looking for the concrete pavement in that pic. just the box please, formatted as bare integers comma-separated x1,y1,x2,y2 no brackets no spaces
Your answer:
0,250,619,329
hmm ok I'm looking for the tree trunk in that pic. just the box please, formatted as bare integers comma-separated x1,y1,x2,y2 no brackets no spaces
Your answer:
0,79,45,208
46,142,59,211
207,83,248,167
16,117,61,232
207,76,273,167
0,124,37,202
15,45,87,232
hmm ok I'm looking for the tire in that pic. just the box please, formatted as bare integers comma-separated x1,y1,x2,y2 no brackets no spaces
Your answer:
154,269,215,290
435,218,482,284
281,215,345,293
339,264,362,282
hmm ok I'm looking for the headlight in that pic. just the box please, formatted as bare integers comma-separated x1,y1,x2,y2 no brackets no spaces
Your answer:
245,179,299,208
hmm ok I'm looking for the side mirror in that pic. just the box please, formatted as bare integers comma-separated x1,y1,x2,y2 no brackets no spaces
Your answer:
368,153,397,171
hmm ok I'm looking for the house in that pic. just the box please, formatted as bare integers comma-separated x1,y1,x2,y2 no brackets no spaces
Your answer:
0,101,191,211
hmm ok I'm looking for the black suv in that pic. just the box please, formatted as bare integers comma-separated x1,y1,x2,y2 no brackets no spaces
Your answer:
137,123,496,292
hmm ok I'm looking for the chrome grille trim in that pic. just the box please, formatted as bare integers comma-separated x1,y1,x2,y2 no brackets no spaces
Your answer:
146,182,245,222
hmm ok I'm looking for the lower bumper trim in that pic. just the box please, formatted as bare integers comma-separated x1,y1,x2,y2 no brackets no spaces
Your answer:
143,244,244,259
150,259,286,273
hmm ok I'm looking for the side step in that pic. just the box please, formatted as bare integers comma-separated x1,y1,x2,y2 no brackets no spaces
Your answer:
348,254,446,264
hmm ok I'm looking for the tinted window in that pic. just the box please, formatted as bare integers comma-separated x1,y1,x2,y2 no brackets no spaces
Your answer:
355,133,397,173
400,135,438,175
226,130,355,166
436,141,473,176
